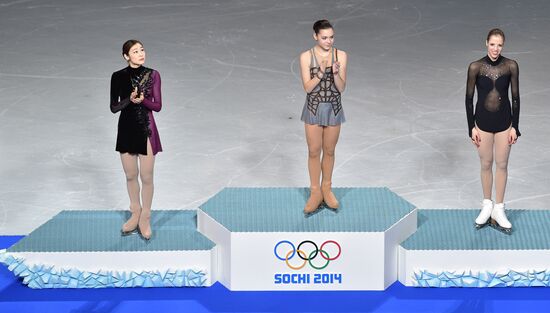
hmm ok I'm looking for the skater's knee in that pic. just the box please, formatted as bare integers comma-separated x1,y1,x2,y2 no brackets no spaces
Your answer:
308,147,322,159
125,169,139,182
495,159,508,171
140,171,154,186
322,146,335,157
480,159,493,171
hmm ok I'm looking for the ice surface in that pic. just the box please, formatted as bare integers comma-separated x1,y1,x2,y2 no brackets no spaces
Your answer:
0,0,549,234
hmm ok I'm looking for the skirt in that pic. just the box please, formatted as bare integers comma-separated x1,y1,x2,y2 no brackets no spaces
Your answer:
301,102,345,126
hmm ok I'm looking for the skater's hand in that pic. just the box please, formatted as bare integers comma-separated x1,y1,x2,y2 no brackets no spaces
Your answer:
136,92,144,104
332,61,340,75
508,127,518,145
130,87,138,103
130,87,143,104
471,127,481,148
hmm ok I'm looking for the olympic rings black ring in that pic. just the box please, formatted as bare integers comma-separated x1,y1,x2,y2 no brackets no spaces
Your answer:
297,240,318,261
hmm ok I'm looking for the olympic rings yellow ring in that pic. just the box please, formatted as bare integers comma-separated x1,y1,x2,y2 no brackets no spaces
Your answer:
285,249,307,270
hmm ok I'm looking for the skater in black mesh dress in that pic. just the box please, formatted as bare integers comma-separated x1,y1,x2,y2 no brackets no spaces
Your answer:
466,29,520,233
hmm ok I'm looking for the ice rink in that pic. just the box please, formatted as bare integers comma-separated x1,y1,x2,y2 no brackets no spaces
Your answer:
1,0,549,234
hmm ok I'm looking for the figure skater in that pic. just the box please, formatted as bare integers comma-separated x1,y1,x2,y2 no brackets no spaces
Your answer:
110,39,163,240
466,29,520,233
299,20,348,214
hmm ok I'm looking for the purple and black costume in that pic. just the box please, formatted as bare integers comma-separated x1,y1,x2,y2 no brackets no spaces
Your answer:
110,66,162,155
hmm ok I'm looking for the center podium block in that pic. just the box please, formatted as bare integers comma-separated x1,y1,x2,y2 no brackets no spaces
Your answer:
198,187,416,290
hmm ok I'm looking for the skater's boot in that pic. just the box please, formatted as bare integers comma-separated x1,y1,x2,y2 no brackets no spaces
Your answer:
490,203,512,234
121,205,141,235
474,199,493,229
321,181,339,209
138,208,152,241
304,186,323,214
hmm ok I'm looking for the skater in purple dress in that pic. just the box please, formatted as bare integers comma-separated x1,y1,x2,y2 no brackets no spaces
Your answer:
110,39,163,240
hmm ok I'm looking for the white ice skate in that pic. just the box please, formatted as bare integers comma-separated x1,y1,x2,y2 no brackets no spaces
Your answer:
474,199,493,229
490,203,512,234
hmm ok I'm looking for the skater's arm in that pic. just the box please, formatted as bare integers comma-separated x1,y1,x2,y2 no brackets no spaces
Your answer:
300,51,324,93
141,70,162,112
510,60,520,137
110,72,130,113
332,49,347,93
465,62,478,138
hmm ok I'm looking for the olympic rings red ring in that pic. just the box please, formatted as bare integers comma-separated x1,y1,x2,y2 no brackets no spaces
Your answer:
320,240,341,261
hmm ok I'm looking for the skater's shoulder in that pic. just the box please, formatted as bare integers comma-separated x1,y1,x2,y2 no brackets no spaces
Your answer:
467,59,483,72
112,67,129,77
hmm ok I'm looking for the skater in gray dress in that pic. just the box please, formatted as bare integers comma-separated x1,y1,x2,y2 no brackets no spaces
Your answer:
299,20,348,214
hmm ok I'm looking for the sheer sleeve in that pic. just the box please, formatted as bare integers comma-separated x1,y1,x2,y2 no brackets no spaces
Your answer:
509,60,521,136
141,70,162,112
110,72,130,113
465,62,478,138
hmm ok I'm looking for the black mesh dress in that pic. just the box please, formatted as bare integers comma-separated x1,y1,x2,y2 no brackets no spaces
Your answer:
465,55,520,138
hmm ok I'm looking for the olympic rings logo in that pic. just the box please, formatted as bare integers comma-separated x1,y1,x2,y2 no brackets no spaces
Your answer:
274,240,342,270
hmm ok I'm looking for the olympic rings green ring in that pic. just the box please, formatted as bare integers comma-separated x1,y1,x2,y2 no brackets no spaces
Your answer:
308,249,330,270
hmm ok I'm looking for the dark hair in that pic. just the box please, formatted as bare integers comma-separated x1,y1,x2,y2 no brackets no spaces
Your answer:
313,20,333,34
486,28,505,42
122,39,143,57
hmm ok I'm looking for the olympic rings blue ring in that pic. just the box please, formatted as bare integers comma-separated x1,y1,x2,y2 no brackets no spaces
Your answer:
274,240,295,261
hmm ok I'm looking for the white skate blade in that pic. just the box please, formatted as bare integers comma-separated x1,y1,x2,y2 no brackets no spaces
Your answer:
490,219,512,234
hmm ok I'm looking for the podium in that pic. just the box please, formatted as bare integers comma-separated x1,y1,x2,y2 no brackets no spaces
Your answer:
0,210,216,288
2,188,549,290
399,209,550,287
198,187,417,290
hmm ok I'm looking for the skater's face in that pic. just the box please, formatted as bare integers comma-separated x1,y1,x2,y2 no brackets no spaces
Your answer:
314,28,334,51
124,43,146,67
486,35,504,60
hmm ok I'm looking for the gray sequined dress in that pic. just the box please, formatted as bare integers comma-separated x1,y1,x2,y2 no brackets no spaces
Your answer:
301,47,345,126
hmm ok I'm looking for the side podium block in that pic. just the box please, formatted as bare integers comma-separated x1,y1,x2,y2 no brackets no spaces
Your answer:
0,210,217,288
399,209,550,287
198,187,417,290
